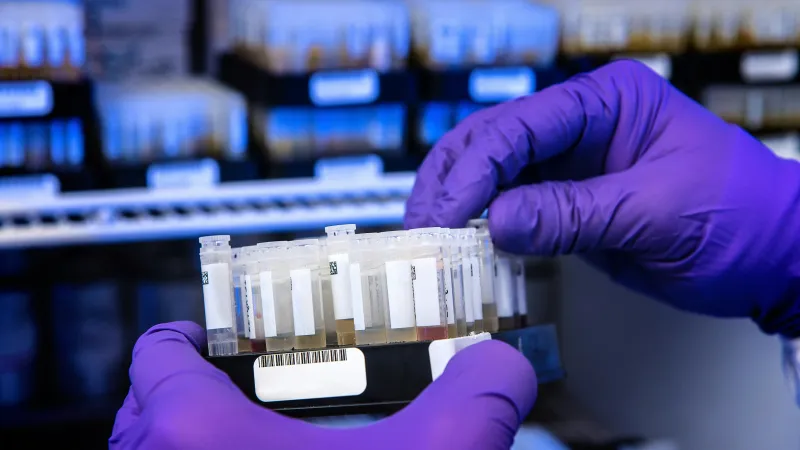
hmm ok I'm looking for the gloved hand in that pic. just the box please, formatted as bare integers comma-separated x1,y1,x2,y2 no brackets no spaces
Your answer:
405,60,800,339
109,321,537,450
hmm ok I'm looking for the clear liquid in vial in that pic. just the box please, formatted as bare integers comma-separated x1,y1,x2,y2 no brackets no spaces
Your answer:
387,327,417,343
355,327,387,345
473,319,484,333
356,265,389,345
320,276,338,346
295,332,326,350
266,335,294,352
482,303,499,333
266,278,295,352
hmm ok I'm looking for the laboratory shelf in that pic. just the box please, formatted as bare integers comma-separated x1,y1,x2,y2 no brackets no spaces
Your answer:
0,79,93,120
207,324,565,417
218,52,417,107
0,170,416,249
417,64,567,103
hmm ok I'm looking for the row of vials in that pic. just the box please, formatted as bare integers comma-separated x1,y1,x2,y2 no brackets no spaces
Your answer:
199,220,529,356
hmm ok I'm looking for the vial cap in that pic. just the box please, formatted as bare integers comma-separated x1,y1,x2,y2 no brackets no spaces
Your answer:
257,241,289,249
199,235,231,245
467,218,488,229
408,227,442,235
324,224,357,237
292,238,320,247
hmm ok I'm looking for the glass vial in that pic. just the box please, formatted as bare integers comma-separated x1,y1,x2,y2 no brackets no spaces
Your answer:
494,252,517,331
318,238,338,346
383,231,418,343
324,224,357,346
352,234,389,345
199,235,238,356
257,242,295,352
231,249,251,352
288,239,326,350
242,247,267,352
459,228,484,333
444,230,467,337
468,219,499,332
514,257,528,327
409,228,449,341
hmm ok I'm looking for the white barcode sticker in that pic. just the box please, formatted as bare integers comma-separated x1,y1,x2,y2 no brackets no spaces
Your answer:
515,263,528,315
350,263,366,331
290,269,316,336
412,257,443,327
443,258,456,325
329,253,353,320
385,260,415,329
201,263,233,330
494,258,516,318
253,348,367,402
429,333,492,381
461,260,475,323
469,256,484,320
260,271,278,338
309,69,379,107
244,274,257,339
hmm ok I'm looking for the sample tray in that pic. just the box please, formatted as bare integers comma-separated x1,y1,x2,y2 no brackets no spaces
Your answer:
218,52,417,107
207,324,564,417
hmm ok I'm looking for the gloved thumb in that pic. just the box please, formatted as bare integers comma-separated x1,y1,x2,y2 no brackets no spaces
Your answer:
489,174,637,256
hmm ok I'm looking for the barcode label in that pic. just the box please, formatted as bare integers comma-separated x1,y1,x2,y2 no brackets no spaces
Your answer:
253,347,367,402
257,348,348,368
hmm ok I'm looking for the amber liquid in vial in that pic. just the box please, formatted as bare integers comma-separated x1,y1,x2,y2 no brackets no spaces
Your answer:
417,325,448,341
447,323,458,338
482,303,499,333
387,327,417,343
473,319,484,333
266,335,295,352
295,333,326,350
356,328,387,345
320,275,338,346
336,318,356,346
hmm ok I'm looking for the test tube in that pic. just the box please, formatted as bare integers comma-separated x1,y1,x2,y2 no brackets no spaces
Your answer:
467,219,499,333
408,228,449,341
231,248,251,352
199,235,238,356
288,239,327,350
494,251,518,331
352,233,390,345
458,228,483,333
257,241,296,352
318,237,338,346
443,229,467,337
383,231,418,343
324,224,357,345
242,247,267,352
514,257,528,327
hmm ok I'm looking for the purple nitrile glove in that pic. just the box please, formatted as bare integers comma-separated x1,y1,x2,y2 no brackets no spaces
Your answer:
109,321,537,450
405,60,800,339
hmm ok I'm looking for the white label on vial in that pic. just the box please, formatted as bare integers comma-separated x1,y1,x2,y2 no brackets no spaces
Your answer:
238,274,252,338
290,269,316,336
741,51,799,83
0,81,53,118
329,253,353,320
201,263,233,330
412,257,443,328
443,258,456,325
385,260,415,329
462,260,475,323
260,271,278,338
580,16,628,47
469,256,484,320
468,67,535,103
253,348,367,402
494,258,515,318
515,265,528,315
350,263,366,331
244,275,257,339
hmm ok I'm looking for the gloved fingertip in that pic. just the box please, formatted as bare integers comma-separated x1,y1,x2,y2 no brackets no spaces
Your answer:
488,189,543,255
446,340,538,420
134,321,207,356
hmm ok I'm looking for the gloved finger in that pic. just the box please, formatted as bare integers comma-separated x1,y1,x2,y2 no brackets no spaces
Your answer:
415,60,668,229
109,388,140,444
488,175,639,256
128,321,243,411
374,340,538,450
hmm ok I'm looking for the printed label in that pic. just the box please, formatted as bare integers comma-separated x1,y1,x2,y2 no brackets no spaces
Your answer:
469,67,535,103
253,348,367,402
146,158,220,189
201,263,233,330
412,257,444,327
260,271,278,338
494,258,516,317
461,259,475,323
309,69,379,107
350,263,366,331
0,81,53,118
290,269,316,336
740,50,798,83
580,16,628,47
442,258,455,325
238,275,251,338
329,253,354,320
244,274,257,339
469,256,484,320
385,260,415,329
